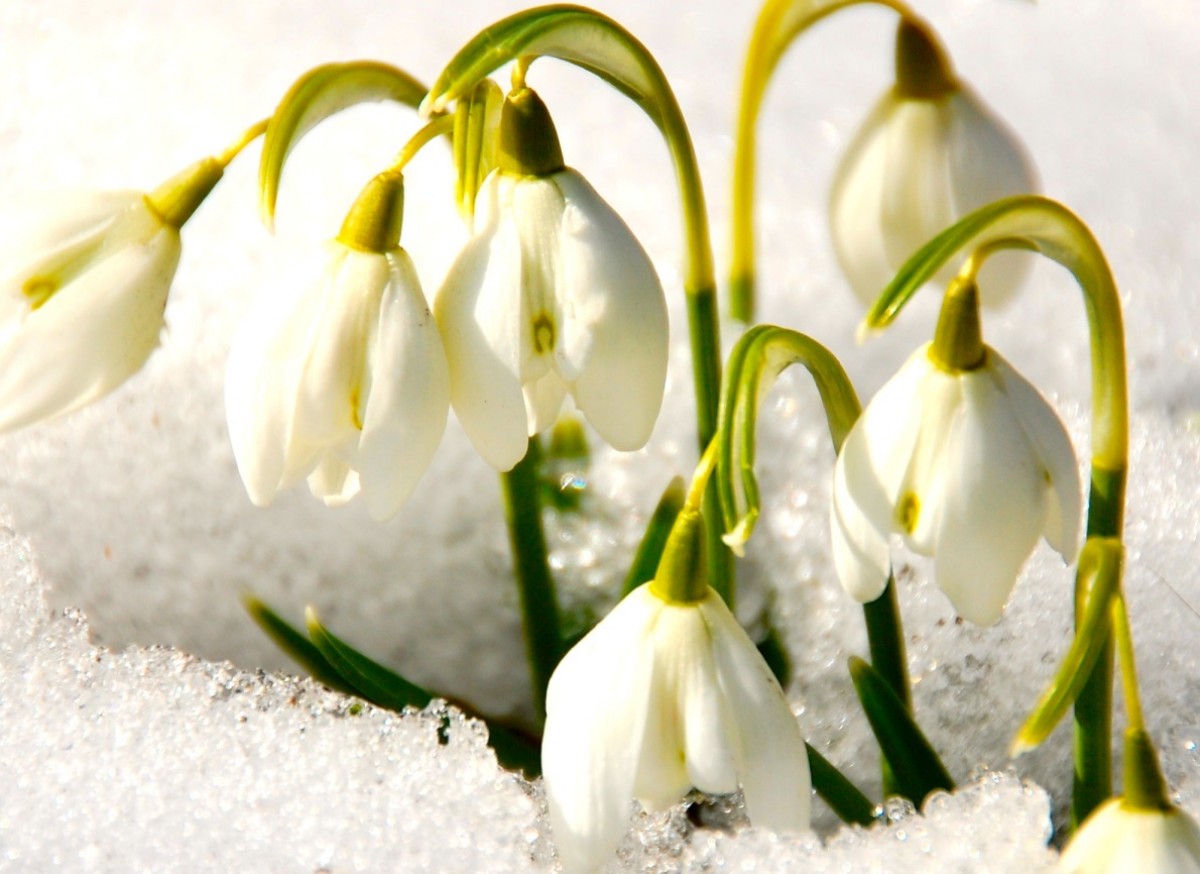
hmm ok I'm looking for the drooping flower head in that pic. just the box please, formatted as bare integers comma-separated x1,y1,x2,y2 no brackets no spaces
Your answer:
542,509,810,871
831,278,1081,625
0,158,224,434
829,18,1037,308
225,171,449,520
435,85,669,471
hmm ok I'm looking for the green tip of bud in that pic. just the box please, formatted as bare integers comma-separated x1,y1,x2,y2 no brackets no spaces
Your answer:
499,86,565,177
929,276,987,372
146,157,225,229
548,415,590,463
895,18,957,100
337,171,405,253
1123,728,1173,811
650,509,708,604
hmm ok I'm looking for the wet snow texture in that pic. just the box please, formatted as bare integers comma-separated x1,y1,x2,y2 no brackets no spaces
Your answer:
1,0,1199,870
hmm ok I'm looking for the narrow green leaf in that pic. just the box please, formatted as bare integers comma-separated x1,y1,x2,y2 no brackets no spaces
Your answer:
258,61,430,228
305,608,543,776
849,656,954,804
622,476,685,595
1012,538,1122,753
241,594,356,695
806,742,877,826
306,607,433,711
755,623,792,688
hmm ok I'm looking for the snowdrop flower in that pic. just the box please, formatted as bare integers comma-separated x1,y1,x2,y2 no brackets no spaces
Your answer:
829,19,1037,308
435,86,668,471
543,511,810,872
831,279,1081,625
226,172,449,520
1058,799,1200,874
0,158,223,434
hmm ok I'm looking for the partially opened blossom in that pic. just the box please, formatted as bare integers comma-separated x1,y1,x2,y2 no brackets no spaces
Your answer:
226,173,449,520
435,86,668,471
543,511,810,871
831,282,1081,624
829,19,1036,307
0,157,223,433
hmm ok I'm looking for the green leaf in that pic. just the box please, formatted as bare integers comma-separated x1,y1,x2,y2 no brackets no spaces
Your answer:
849,656,954,805
622,476,685,596
806,742,877,826
305,608,543,776
1011,538,1122,753
241,594,356,695
755,622,792,689
258,61,430,228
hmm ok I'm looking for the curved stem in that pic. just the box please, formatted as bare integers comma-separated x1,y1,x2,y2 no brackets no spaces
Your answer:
216,117,269,167
499,437,563,722
730,0,913,322
867,195,1128,822
424,6,730,601
388,114,456,173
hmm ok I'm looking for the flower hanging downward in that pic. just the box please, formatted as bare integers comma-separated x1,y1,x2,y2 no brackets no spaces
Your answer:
226,172,449,520
542,510,810,872
831,279,1081,625
829,19,1037,308
435,86,668,471
0,158,223,434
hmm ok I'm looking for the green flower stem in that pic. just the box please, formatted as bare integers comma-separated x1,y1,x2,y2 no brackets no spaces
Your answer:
215,117,270,167
715,326,915,783
730,0,914,323
422,6,731,603
499,437,564,721
866,195,1128,824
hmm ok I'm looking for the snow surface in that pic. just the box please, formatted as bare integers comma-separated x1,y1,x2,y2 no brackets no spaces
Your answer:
0,0,1198,870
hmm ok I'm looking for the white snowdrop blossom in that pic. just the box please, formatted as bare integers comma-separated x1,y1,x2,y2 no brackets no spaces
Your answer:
831,342,1082,625
435,168,668,472
1058,799,1200,873
829,26,1037,308
226,241,449,521
542,584,810,872
0,191,182,433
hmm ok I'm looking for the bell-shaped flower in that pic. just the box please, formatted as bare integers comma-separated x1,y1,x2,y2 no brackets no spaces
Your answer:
831,281,1081,624
0,155,224,434
435,87,668,472
1058,799,1200,874
829,19,1037,308
226,174,448,520
543,512,810,871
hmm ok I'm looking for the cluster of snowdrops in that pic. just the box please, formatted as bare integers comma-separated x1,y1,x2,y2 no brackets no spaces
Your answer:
3,2,1198,872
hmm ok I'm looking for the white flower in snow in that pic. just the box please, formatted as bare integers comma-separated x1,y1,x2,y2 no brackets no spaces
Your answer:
542,583,810,872
0,191,183,433
225,240,448,520
831,342,1082,625
435,87,668,472
829,20,1037,307
1058,799,1200,874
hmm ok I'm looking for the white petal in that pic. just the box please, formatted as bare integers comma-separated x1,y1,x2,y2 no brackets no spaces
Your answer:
543,585,660,873
990,351,1083,563
356,249,449,521
522,368,570,436
830,429,892,603
701,592,810,832
1059,801,1200,874
435,175,529,471
652,601,738,799
878,98,956,272
829,94,902,305
551,170,668,451
931,365,1047,625
945,90,1038,306
0,199,179,434
307,454,359,507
